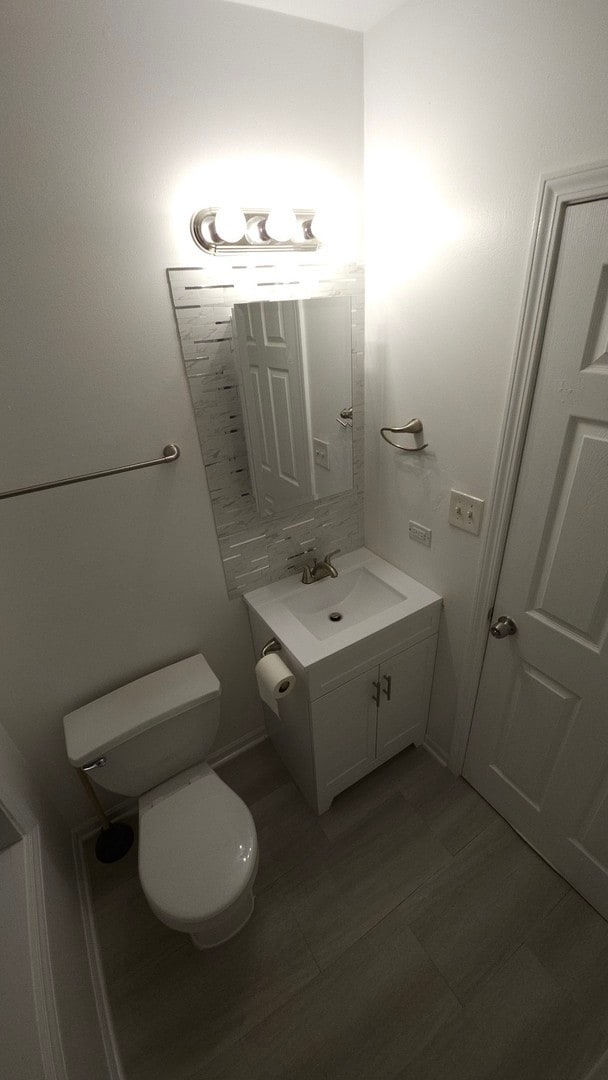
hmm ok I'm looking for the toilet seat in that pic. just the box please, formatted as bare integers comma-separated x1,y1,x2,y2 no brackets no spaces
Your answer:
138,763,257,932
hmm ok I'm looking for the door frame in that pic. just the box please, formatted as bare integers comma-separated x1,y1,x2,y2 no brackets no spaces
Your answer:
449,161,608,775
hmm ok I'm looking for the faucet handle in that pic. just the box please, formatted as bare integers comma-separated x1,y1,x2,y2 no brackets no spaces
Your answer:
324,548,341,564
301,560,317,584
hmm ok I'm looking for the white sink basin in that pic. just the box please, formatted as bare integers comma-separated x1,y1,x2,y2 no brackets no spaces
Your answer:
284,566,406,640
244,547,442,670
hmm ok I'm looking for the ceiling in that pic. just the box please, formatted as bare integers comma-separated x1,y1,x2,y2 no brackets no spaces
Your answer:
220,0,404,32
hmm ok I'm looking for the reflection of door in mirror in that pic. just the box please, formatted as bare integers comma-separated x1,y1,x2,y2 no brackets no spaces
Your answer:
234,301,314,518
300,296,353,501
234,296,353,519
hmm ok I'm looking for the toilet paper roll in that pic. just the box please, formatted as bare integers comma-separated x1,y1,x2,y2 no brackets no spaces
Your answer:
255,653,296,717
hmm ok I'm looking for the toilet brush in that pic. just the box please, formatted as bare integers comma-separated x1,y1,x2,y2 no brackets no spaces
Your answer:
76,768,134,863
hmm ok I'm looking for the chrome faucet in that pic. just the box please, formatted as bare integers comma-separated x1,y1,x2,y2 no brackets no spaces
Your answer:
301,549,341,584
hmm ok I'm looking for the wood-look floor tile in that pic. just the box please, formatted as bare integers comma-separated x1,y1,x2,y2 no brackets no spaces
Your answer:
396,946,563,1080
400,818,569,1001
586,1051,608,1080
242,899,460,1080
400,935,608,1080
249,783,330,891
94,870,184,986
215,739,289,807
415,777,498,855
525,889,608,988
109,881,319,1080
383,745,457,807
281,793,453,969
184,1041,254,1080
318,760,404,842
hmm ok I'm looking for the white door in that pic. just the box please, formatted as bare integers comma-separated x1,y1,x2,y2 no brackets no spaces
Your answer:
465,198,608,918
233,301,313,517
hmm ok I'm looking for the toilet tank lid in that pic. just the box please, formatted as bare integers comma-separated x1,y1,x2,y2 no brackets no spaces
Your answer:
63,654,220,768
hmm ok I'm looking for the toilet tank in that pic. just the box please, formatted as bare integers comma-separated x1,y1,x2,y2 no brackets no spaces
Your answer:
63,655,221,797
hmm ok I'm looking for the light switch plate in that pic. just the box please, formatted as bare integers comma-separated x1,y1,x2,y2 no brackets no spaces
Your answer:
409,521,432,547
448,489,485,535
313,438,330,470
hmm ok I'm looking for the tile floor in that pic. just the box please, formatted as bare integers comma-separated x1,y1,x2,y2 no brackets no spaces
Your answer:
85,741,608,1080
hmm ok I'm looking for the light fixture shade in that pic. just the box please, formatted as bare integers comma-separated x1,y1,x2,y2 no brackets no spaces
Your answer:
265,207,298,243
309,211,328,242
190,208,321,254
213,206,246,243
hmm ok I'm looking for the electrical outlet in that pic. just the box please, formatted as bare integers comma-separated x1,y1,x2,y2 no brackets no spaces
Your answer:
448,489,485,535
313,438,330,470
409,521,432,547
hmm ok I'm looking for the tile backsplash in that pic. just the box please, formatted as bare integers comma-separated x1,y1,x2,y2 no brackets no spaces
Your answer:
167,259,364,598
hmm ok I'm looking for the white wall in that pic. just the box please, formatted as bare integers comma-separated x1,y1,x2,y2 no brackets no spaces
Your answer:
303,297,354,499
1,0,363,824
0,842,46,1080
0,723,108,1080
364,0,608,759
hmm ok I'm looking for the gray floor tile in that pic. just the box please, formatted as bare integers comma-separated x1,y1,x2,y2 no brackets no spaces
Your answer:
397,946,564,1080
318,760,404,842
400,818,569,1000
242,899,460,1080
110,882,319,1080
526,888,608,988
86,741,608,1080
400,938,608,1080
250,782,331,891
94,870,184,986
281,793,453,969
184,1042,254,1080
416,776,499,854
215,739,289,806
384,745,458,807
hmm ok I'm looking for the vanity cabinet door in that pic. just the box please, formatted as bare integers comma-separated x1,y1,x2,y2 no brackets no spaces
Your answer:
376,636,437,765
311,670,378,811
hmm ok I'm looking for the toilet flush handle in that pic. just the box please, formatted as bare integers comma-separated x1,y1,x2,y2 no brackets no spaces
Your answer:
82,756,107,772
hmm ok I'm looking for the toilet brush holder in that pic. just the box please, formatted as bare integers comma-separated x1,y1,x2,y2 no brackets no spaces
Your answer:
76,767,135,864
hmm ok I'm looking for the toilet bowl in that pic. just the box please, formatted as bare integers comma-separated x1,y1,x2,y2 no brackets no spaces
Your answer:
138,762,258,948
63,654,258,948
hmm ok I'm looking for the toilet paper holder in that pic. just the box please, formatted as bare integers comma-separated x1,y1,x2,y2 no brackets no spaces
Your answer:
261,637,282,657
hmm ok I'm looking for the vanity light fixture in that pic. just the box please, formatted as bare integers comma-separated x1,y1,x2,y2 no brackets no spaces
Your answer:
190,207,322,255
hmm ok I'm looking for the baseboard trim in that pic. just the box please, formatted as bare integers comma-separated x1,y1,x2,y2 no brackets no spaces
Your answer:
24,827,68,1080
423,737,448,768
209,727,267,768
72,832,126,1080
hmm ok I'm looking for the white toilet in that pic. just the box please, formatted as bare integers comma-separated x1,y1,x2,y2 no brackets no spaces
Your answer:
63,654,258,949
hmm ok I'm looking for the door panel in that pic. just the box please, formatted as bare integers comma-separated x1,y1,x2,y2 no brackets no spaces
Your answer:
465,198,608,917
311,671,377,800
376,638,436,763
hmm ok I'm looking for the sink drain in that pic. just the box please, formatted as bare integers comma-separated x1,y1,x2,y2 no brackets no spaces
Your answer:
329,611,343,622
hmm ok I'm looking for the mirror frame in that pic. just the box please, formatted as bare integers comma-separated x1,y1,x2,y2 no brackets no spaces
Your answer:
167,260,364,598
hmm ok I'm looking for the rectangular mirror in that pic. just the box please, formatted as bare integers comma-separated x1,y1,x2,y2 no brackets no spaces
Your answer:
168,263,364,596
233,297,353,519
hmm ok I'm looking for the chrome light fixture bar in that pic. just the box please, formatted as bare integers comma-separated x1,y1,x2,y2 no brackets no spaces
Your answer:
190,207,322,255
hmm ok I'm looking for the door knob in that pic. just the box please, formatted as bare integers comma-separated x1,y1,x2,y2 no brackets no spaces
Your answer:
490,616,517,639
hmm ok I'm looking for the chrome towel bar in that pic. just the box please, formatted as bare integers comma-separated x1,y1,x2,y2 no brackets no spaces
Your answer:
0,443,180,501
380,419,428,452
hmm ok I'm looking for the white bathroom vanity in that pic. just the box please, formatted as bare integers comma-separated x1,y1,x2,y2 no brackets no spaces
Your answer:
244,548,442,813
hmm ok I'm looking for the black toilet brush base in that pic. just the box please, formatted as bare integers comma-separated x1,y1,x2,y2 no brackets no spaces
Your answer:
95,821,135,864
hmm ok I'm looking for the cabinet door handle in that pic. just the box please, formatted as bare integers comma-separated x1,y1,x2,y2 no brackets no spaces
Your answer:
372,680,381,707
382,674,392,701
